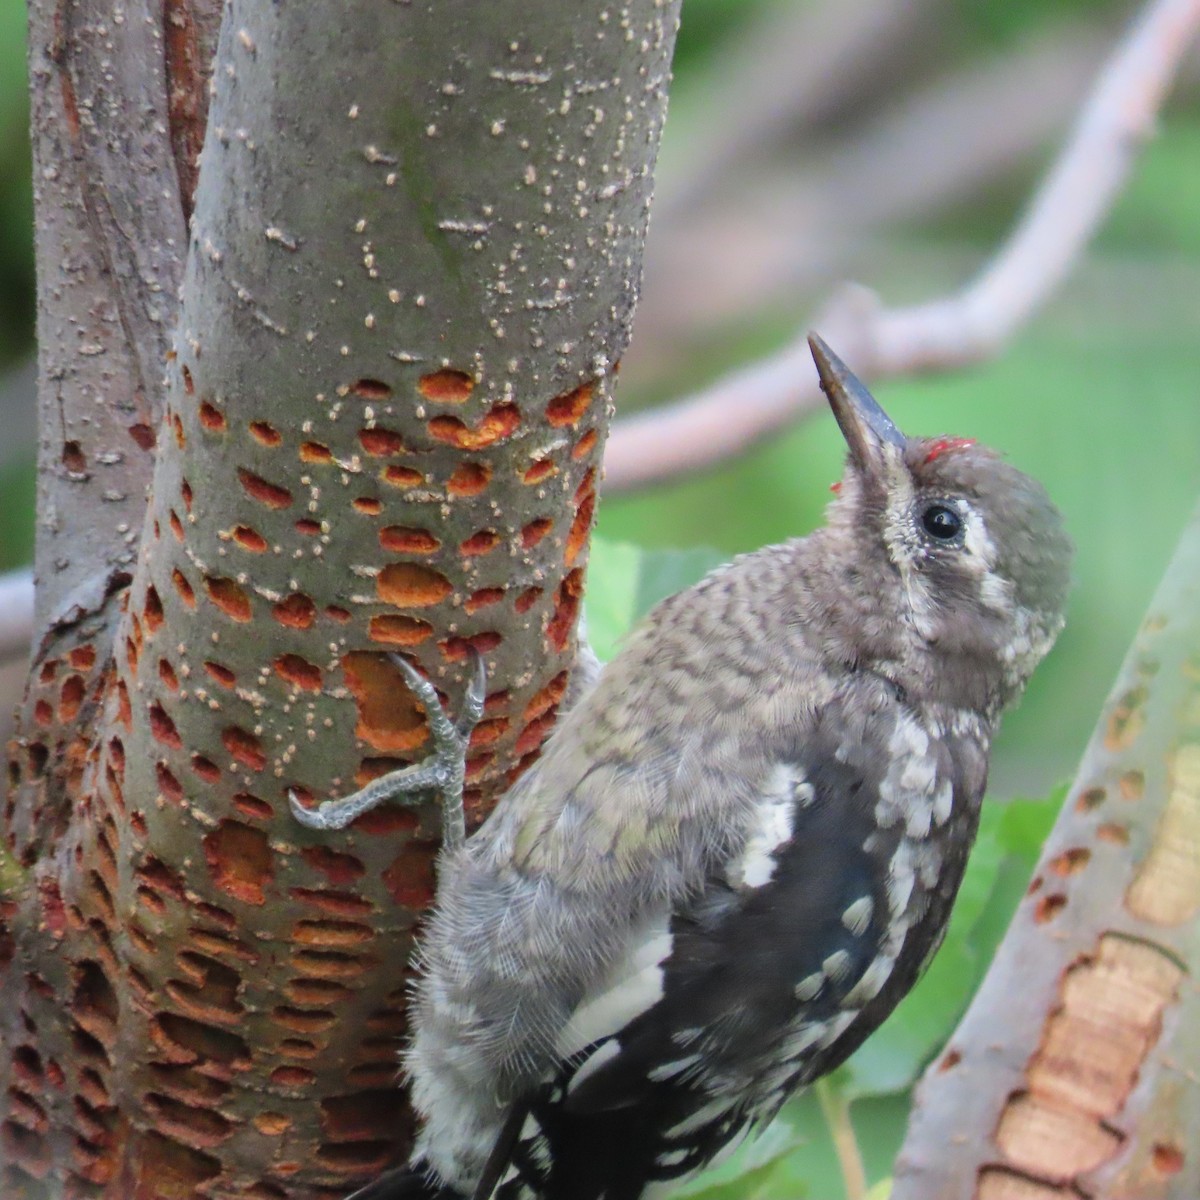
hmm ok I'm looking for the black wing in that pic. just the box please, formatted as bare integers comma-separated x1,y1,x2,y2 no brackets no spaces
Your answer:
344,1164,462,1200
482,712,985,1200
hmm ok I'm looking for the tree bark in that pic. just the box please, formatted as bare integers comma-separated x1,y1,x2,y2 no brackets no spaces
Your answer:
892,501,1200,1200
2,2,679,1197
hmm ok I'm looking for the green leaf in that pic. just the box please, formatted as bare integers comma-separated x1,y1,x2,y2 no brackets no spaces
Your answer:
676,1090,841,1200
583,538,645,661
0,458,35,571
585,537,725,659
635,544,728,615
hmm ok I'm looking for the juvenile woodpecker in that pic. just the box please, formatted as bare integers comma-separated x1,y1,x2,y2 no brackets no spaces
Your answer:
292,335,1072,1200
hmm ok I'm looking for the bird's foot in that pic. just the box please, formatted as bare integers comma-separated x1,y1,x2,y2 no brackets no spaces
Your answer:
289,650,487,853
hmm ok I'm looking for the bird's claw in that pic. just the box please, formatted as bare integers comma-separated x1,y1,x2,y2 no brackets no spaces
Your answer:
289,649,487,852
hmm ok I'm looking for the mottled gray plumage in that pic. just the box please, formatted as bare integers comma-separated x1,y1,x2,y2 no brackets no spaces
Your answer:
335,336,1072,1200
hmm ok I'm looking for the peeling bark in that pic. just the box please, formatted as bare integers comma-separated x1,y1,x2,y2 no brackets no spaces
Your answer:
892,501,1200,1200
3,2,679,1197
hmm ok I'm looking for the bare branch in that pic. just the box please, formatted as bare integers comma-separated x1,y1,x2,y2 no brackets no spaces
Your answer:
606,0,1200,494
653,0,944,217
638,18,1108,343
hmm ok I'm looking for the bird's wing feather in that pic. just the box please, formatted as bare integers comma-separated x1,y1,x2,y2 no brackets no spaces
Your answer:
469,1101,532,1200
343,1164,462,1200
464,695,987,1199
562,748,893,1116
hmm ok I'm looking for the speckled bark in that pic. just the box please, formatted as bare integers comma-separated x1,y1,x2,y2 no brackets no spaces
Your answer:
2,2,679,1198
893,502,1200,1200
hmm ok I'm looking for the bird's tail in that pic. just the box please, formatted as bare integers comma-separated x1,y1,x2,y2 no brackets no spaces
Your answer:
345,1162,464,1200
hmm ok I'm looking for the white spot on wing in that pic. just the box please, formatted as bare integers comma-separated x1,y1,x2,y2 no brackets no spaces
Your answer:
794,971,823,1001
887,842,916,915
932,778,954,826
841,896,874,937
841,952,895,1007
904,802,933,839
647,1053,702,1083
567,1038,621,1093
665,1098,736,1138
913,839,944,887
779,1021,825,1059
556,909,672,1059
817,1010,857,1048
876,711,943,836
899,753,936,793
726,763,801,889
822,949,852,982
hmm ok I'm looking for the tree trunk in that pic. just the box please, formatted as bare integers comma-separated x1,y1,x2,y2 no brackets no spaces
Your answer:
1,2,679,1196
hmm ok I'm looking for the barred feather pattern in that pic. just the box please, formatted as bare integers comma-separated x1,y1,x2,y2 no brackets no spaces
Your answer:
394,432,1070,1200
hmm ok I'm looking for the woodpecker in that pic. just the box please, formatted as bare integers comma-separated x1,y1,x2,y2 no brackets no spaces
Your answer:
292,335,1072,1200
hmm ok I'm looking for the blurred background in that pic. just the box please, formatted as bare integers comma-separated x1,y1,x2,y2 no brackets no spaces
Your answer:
597,0,1200,805
0,0,1197,1194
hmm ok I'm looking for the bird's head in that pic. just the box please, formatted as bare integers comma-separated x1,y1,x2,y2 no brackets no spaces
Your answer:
810,334,1073,706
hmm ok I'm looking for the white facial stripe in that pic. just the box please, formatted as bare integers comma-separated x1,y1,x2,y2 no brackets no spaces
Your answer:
960,502,995,563
947,500,1021,620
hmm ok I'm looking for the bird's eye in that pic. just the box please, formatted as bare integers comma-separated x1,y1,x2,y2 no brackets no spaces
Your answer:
921,504,962,541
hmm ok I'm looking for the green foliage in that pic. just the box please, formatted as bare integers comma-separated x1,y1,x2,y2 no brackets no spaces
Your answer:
0,459,34,571
1098,116,1200,256
672,0,764,73
0,0,31,368
585,536,1064,1198
958,0,1129,46
585,538,727,660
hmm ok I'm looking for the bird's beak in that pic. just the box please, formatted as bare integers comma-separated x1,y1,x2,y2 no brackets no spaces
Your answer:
808,334,906,483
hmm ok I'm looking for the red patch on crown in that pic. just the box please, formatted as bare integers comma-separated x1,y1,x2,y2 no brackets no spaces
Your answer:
829,481,842,494
924,437,977,464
